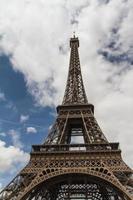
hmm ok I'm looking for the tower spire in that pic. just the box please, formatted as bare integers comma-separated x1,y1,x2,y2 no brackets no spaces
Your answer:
62,36,88,105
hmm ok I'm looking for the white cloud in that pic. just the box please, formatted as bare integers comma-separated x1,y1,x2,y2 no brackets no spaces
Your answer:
8,129,23,148
0,140,29,174
20,115,29,123
0,92,5,101
26,127,37,134
0,183,2,192
0,0,132,169
0,132,6,137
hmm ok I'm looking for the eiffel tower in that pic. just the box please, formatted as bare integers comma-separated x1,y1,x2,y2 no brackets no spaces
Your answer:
0,36,133,200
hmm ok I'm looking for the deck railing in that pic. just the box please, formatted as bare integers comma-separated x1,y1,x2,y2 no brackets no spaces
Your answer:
31,143,119,153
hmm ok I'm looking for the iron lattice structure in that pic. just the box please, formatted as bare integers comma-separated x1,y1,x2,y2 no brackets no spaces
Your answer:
0,36,133,200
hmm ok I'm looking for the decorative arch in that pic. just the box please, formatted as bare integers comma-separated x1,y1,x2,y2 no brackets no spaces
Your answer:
19,168,132,200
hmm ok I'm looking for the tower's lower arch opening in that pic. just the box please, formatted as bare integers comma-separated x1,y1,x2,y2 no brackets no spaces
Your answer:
23,173,126,200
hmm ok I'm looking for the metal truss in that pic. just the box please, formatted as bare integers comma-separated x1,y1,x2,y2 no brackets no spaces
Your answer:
45,105,108,145
62,37,88,105
22,179,126,200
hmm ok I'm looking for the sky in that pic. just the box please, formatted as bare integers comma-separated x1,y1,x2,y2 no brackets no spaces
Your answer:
0,0,133,190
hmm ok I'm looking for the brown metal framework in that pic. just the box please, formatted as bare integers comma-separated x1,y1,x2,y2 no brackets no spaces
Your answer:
0,36,133,200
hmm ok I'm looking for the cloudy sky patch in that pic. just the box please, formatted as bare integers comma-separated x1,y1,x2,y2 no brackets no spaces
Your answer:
20,114,29,123
26,126,37,134
0,0,133,189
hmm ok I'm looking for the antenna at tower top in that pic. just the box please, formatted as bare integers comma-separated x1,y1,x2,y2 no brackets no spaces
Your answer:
73,31,76,38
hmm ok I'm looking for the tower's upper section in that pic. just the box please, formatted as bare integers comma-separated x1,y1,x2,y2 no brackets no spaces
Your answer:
62,36,88,105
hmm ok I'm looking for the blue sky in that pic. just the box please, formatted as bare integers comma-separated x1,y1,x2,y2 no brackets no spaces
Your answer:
0,55,56,188
0,55,55,148
0,0,133,191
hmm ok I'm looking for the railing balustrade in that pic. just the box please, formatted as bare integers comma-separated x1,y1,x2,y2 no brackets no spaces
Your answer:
31,143,119,153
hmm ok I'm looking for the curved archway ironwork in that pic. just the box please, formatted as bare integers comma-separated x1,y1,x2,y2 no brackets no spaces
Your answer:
20,170,132,200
